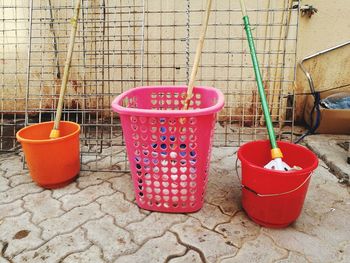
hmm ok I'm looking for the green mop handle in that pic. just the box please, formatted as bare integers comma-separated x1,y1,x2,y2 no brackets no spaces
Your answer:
239,0,282,159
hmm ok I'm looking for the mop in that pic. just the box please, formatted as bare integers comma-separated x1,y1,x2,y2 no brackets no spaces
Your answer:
239,0,292,171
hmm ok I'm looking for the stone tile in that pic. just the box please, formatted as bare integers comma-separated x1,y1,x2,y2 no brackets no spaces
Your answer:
0,242,10,263
0,212,43,258
205,154,241,216
276,252,310,263
108,174,135,201
220,234,287,263
126,212,187,245
51,181,80,199
59,182,114,211
0,183,43,205
295,207,350,249
293,167,350,249
305,165,349,216
190,203,231,230
13,228,90,263
0,200,24,220
305,135,349,182
61,245,105,263
215,211,260,248
169,250,202,263
77,171,120,189
23,191,65,224
96,192,146,227
0,155,24,178
0,172,9,192
339,242,350,263
210,147,238,172
82,215,138,262
9,174,33,187
39,202,104,240
0,256,10,263
263,228,342,263
115,232,186,263
171,218,237,263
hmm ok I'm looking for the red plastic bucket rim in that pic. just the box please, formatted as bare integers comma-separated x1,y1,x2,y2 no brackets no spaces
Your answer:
111,85,225,117
237,140,318,175
16,121,80,144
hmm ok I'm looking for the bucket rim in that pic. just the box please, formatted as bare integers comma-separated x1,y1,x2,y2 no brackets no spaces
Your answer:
237,140,318,175
111,86,225,117
16,121,80,144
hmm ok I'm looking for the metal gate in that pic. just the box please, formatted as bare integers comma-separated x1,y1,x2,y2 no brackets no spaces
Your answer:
0,0,299,171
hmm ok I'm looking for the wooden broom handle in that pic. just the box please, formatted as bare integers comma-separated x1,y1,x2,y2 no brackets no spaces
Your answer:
183,0,212,110
52,0,81,131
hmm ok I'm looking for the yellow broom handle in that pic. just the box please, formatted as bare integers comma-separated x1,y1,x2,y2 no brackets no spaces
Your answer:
183,0,212,110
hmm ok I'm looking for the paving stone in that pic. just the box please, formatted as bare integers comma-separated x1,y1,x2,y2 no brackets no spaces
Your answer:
51,181,80,199
276,252,310,263
108,174,135,201
0,212,43,258
210,147,237,174
115,232,186,263
1,140,350,263
215,211,260,248
220,234,287,263
305,165,349,214
0,242,10,263
0,183,43,205
171,218,237,263
13,228,90,263
77,171,119,189
59,182,114,211
96,192,146,227
39,202,104,240
82,215,138,262
263,228,342,263
126,212,187,245
305,135,349,182
339,242,350,263
94,154,127,171
294,167,350,248
61,245,105,263
296,207,350,249
205,151,241,216
168,250,202,263
190,203,231,230
0,155,24,178
9,173,33,187
0,172,9,192
0,256,10,263
23,191,65,224
0,199,24,220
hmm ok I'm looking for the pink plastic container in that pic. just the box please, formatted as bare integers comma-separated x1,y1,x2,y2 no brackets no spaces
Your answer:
112,86,224,212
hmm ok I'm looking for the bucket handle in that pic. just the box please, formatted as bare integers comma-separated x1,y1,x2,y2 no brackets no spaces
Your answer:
235,157,313,197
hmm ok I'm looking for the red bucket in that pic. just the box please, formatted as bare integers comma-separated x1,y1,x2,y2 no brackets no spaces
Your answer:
237,140,318,228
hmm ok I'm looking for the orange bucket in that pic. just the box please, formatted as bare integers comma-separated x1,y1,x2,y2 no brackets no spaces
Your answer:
16,121,80,189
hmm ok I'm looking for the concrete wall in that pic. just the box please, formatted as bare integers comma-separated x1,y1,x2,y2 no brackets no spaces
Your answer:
1,0,349,124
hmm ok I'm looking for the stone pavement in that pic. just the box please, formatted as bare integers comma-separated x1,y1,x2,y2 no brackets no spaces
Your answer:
0,147,349,263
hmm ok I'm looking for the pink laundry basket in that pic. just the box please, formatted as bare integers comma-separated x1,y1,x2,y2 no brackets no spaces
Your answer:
112,86,224,212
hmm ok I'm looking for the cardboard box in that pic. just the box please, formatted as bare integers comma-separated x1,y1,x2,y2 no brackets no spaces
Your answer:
304,90,350,134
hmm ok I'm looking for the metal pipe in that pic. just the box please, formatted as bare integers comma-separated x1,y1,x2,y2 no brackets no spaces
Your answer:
299,40,350,93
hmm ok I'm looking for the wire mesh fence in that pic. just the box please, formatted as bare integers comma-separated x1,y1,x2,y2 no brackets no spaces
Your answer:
0,0,299,171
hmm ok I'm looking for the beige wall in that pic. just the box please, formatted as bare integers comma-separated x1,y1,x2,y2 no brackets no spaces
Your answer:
295,0,350,121
2,0,349,125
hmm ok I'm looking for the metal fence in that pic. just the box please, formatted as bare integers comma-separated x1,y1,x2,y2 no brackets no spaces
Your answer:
0,0,299,171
